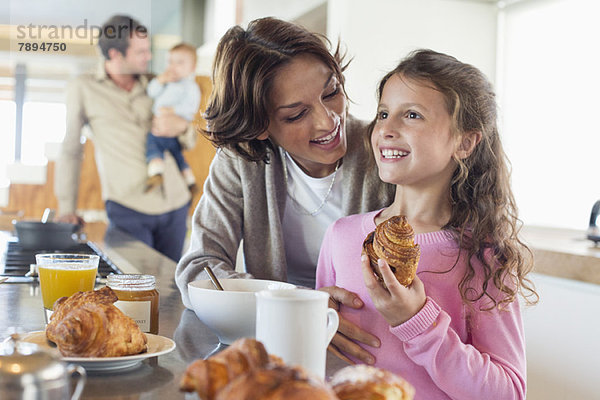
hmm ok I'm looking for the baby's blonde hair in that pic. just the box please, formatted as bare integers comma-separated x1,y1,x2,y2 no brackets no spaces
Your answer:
170,42,197,65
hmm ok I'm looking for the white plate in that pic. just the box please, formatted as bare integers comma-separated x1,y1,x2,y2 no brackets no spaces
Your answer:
20,331,176,372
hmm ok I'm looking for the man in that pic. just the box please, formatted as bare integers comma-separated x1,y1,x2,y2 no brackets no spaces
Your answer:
55,15,196,261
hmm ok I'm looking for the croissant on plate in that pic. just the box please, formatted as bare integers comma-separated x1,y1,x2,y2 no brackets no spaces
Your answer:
46,286,147,357
180,338,272,400
330,365,415,400
363,215,420,287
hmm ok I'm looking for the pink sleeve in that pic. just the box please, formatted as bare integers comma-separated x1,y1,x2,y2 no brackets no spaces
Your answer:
315,222,337,289
390,297,526,399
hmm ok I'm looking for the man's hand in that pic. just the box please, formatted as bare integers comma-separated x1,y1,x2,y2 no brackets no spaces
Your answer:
152,110,188,138
319,285,381,365
56,213,85,227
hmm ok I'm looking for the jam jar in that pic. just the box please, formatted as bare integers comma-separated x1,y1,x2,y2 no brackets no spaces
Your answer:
107,274,159,334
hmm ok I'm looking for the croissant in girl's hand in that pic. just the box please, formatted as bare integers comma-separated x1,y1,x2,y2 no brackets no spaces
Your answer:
363,215,420,287
45,286,147,357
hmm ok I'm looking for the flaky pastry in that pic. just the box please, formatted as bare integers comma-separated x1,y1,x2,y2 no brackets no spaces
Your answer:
363,215,420,286
331,364,415,400
46,286,147,357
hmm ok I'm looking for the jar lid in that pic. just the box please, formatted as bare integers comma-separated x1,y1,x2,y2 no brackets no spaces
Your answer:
0,334,66,384
107,274,156,290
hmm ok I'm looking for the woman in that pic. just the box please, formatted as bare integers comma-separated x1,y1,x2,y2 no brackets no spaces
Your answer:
175,17,393,363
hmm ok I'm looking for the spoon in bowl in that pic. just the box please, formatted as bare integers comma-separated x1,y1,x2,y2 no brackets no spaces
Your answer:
203,266,224,291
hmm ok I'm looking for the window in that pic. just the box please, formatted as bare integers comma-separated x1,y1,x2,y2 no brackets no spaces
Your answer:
499,0,600,229
0,100,16,187
21,101,66,165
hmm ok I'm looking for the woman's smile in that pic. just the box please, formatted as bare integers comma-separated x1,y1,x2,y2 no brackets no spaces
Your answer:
310,122,341,149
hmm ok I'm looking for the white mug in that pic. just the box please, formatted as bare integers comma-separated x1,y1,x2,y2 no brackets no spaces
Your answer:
255,289,339,379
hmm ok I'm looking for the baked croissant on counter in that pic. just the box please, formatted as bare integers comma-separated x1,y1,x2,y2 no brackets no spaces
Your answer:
46,286,147,357
181,338,335,400
180,338,271,400
215,365,338,400
331,365,415,400
181,338,416,400
363,215,420,286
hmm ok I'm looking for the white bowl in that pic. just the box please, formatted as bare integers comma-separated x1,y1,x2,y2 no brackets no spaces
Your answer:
188,279,296,344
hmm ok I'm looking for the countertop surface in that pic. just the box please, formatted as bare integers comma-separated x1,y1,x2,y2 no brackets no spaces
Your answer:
0,227,347,399
521,225,600,285
1,224,598,398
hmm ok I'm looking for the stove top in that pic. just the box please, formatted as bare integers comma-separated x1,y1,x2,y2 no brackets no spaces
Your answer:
1,240,122,282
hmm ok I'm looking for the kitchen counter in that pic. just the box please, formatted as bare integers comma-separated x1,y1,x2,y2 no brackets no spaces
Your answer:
0,228,348,399
521,226,600,285
2,224,597,398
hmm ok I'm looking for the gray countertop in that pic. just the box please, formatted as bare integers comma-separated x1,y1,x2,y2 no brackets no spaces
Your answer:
0,228,348,399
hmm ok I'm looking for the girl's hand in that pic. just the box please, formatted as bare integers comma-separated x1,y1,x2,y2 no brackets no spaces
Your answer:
361,253,427,327
318,285,381,365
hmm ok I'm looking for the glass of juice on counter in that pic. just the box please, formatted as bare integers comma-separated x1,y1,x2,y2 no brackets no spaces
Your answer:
36,253,99,322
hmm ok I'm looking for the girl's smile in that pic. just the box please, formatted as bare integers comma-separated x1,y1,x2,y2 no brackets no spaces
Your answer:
379,147,410,161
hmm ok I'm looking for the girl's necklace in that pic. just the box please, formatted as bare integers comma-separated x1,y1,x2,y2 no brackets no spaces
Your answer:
282,151,340,216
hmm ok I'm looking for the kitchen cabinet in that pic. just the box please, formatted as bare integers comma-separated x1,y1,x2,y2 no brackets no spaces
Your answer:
519,226,600,399
523,273,600,400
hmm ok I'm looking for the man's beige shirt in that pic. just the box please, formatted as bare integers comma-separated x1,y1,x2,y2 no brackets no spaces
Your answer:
55,66,196,215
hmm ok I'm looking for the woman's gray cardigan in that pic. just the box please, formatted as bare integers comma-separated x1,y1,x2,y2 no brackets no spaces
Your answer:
175,116,395,308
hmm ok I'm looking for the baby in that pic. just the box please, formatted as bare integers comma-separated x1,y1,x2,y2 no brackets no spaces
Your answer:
145,42,201,194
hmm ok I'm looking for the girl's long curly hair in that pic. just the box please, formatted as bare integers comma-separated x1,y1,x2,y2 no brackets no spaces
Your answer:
373,49,538,310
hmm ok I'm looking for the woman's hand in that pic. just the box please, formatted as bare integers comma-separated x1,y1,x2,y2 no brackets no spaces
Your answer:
361,254,426,327
318,285,381,365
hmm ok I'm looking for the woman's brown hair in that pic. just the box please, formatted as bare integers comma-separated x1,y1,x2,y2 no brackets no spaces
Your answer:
372,49,538,310
204,17,348,163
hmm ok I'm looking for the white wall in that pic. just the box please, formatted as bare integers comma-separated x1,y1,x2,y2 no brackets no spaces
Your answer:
327,0,498,120
197,0,327,75
198,0,597,230
198,0,498,118
243,0,326,26
499,0,600,230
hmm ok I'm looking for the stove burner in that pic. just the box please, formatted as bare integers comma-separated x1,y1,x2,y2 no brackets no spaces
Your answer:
1,240,121,279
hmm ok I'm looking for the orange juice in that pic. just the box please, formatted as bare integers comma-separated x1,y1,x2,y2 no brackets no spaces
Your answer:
38,265,98,309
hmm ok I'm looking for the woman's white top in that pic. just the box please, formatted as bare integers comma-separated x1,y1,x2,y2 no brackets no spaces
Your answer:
282,152,344,288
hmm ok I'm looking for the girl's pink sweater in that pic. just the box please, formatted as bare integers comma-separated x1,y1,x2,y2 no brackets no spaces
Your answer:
316,210,526,400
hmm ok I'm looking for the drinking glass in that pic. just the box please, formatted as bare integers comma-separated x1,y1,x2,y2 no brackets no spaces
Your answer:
36,253,99,323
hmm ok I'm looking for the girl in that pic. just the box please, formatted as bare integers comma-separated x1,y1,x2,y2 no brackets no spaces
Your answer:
175,17,394,363
316,49,537,399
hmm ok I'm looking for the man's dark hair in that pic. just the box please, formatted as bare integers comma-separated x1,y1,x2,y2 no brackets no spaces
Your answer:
98,15,147,60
